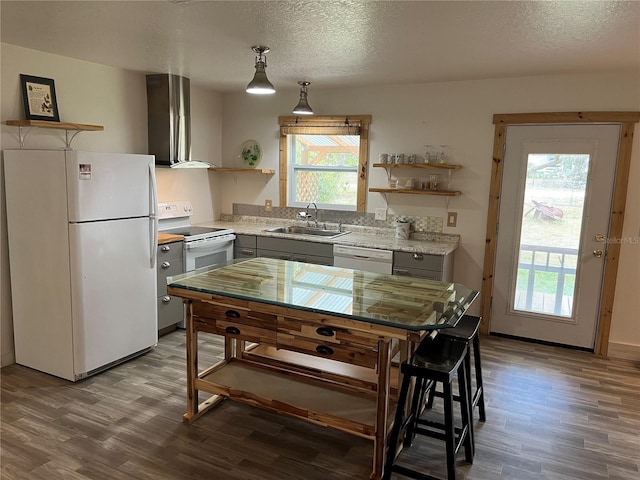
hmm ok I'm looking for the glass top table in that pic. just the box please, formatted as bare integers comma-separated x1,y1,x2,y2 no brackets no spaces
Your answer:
168,257,479,331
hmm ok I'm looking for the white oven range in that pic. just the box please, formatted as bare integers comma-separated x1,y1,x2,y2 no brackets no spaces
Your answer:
158,200,235,271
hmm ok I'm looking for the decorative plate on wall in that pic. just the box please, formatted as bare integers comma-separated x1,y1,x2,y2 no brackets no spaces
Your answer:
241,139,262,167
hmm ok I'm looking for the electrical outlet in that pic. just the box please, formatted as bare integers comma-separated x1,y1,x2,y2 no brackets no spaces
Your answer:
375,208,387,221
447,212,458,227
264,199,272,212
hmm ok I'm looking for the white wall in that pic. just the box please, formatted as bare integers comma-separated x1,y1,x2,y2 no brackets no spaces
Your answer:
221,72,640,358
0,43,223,366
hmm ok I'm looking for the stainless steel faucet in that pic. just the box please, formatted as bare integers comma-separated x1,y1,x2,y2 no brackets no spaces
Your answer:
306,203,318,228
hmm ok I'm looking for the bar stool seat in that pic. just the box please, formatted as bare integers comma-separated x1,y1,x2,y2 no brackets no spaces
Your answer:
384,334,473,480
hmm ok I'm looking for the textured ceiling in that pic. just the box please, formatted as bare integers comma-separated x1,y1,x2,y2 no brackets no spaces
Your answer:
1,1,639,93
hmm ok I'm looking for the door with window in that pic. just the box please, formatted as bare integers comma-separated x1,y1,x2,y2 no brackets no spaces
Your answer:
492,124,620,349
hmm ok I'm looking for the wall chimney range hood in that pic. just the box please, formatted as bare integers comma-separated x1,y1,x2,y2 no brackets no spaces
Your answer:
146,74,211,168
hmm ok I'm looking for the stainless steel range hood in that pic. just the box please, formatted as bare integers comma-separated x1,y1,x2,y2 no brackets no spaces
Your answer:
146,74,211,168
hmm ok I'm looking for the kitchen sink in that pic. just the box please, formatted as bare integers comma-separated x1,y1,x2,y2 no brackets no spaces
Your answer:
264,226,350,238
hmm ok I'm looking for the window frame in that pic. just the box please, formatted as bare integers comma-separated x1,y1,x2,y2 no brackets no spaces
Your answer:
278,115,371,212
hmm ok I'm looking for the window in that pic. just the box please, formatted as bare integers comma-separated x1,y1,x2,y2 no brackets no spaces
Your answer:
279,115,371,212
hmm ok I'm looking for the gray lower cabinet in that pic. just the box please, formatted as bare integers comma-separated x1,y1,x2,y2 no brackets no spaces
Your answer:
392,251,454,282
256,236,333,265
157,241,184,330
234,234,257,259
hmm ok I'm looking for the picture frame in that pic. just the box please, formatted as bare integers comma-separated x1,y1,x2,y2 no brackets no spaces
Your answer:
19,74,60,122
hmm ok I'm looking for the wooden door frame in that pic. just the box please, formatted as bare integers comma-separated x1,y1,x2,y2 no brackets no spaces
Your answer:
481,112,640,355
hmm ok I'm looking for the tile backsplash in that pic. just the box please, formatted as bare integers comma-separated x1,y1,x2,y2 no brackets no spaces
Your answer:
230,203,444,233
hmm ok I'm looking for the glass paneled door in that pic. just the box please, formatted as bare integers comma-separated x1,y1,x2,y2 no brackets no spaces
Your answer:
492,125,620,349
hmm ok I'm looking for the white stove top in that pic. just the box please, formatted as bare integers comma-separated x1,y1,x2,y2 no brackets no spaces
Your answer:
158,201,234,242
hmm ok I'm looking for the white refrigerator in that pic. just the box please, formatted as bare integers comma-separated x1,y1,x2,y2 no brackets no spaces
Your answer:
4,149,158,381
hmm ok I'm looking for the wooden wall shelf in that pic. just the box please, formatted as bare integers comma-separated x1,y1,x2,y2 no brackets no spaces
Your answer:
6,120,104,131
209,167,275,174
369,188,461,196
373,163,462,170
5,120,104,148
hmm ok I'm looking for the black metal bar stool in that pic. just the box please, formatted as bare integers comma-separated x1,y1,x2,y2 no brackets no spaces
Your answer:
383,333,473,480
431,315,486,424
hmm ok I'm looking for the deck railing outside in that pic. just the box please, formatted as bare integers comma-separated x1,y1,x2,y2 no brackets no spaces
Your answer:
516,244,578,317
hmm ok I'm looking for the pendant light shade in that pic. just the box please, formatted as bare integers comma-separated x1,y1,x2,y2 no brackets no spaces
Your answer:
293,81,313,115
246,46,275,94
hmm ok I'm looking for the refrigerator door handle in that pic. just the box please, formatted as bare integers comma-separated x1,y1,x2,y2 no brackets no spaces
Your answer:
149,163,158,268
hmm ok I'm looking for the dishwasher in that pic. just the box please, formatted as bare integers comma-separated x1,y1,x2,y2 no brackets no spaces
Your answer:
333,245,393,274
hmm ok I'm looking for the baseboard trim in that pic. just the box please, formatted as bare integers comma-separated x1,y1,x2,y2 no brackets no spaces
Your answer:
489,332,593,352
607,341,640,361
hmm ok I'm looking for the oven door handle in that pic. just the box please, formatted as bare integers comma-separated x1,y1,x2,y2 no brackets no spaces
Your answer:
184,235,236,251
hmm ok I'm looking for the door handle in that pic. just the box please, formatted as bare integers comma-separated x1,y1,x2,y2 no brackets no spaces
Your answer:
595,234,606,243
161,261,171,269
593,249,603,258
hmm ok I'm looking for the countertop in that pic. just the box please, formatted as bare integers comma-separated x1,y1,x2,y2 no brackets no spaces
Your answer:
158,232,184,245
195,216,459,255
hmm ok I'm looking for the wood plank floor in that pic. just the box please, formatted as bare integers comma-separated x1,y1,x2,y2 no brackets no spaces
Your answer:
1,332,639,479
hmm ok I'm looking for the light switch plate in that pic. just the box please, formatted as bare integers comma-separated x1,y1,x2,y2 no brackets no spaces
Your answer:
447,212,457,227
265,199,272,212
375,208,387,221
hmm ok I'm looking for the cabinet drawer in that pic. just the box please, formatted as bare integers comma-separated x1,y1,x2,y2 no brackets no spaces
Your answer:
392,267,440,280
277,318,379,368
278,318,380,348
234,247,257,259
192,301,277,343
157,295,184,329
157,259,184,295
276,332,378,369
198,319,277,344
157,241,183,261
235,234,257,249
393,251,443,272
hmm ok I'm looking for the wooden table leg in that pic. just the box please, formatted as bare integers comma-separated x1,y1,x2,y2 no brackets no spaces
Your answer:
372,339,392,479
183,300,199,422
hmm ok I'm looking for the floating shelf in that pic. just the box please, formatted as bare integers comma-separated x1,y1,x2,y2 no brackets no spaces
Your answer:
369,188,461,196
5,120,104,148
6,120,104,131
208,167,275,174
373,163,462,170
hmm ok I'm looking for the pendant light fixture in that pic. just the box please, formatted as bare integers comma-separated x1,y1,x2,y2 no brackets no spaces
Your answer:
292,81,313,115
246,46,275,94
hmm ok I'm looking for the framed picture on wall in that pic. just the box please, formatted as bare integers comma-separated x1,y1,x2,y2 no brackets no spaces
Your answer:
19,74,60,122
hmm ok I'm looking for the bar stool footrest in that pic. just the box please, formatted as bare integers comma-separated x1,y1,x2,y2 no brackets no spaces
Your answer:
414,423,471,460
391,464,443,480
